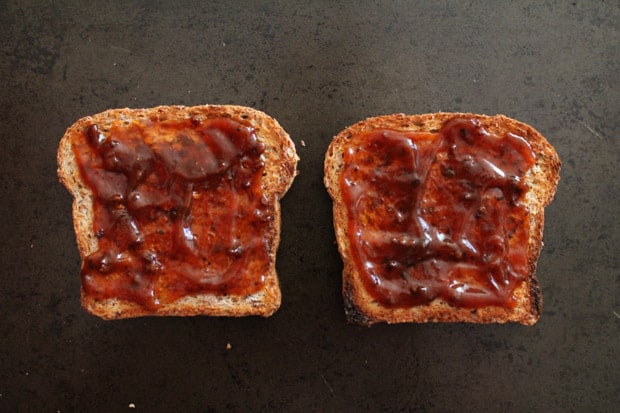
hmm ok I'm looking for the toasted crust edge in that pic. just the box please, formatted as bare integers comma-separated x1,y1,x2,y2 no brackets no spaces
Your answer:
58,105,298,319
324,113,560,326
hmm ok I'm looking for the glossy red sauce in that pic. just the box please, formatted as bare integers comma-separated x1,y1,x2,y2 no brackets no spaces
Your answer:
341,117,536,308
74,116,270,310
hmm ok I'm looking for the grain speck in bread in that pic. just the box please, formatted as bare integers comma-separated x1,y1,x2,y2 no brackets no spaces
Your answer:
324,113,560,326
58,105,298,319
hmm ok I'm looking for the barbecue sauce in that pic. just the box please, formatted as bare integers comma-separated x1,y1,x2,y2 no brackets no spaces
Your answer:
74,117,270,309
341,117,536,308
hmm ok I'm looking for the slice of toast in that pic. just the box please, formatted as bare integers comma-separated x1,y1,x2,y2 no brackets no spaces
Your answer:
58,105,298,319
324,113,560,326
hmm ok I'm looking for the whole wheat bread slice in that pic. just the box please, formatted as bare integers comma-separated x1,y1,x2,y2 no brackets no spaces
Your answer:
324,113,560,326
58,105,298,319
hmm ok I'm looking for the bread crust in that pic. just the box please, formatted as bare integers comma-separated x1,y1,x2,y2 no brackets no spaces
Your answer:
58,105,298,319
324,113,560,326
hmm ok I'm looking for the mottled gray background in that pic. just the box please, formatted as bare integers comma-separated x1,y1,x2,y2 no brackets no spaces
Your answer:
1,1,618,411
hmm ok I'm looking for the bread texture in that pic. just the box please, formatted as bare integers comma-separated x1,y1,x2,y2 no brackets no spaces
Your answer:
58,105,298,319
324,113,560,326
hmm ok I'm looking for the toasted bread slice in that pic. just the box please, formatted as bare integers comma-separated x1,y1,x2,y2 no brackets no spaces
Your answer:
325,113,560,326
58,105,298,319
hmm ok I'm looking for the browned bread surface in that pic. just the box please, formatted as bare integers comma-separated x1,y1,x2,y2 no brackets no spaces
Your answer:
58,105,298,319
324,113,560,326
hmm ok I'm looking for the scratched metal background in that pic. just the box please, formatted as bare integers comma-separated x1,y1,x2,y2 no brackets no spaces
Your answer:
1,1,618,411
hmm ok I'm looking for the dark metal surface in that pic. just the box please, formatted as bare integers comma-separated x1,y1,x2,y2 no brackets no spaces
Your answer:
1,1,618,411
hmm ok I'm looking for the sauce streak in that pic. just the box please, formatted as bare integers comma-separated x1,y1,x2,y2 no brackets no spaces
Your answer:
74,116,270,309
341,117,536,308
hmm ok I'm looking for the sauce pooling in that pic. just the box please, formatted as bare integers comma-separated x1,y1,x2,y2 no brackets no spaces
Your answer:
341,117,536,308
74,116,271,309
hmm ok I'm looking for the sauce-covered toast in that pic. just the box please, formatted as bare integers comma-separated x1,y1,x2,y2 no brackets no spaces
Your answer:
58,105,298,319
325,113,560,325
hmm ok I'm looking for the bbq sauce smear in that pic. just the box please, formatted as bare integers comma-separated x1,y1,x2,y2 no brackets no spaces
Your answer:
74,117,271,310
341,118,537,308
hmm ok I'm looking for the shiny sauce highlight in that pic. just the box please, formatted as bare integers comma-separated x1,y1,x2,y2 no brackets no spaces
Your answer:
74,117,270,309
341,118,536,308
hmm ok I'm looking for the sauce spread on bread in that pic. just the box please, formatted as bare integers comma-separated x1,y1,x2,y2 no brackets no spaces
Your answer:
74,117,271,309
341,117,536,308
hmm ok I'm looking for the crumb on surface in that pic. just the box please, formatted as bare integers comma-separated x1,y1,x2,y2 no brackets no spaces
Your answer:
300,140,306,147
129,403,136,408
226,342,232,350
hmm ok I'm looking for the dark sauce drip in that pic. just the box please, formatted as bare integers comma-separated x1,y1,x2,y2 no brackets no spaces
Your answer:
341,118,536,308
74,117,270,309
